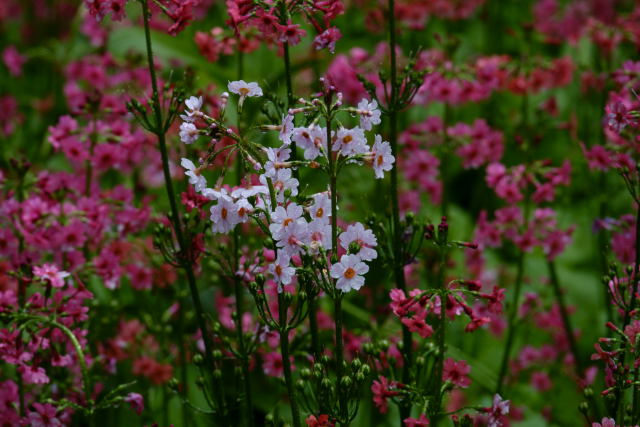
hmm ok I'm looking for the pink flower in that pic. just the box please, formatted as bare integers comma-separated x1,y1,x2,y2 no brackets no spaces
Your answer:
486,394,510,427
442,358,471,388
371,376,401,414
278,23,306,45
531,371,552,392
263,351,294,377
19,364,50,385
313,27,342,53
124,392,144,415
27,403,62,427
2,46,24,77
404,414,430,427
33,264,70,288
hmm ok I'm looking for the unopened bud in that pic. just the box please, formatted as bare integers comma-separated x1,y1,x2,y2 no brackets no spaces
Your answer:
193,354,204,366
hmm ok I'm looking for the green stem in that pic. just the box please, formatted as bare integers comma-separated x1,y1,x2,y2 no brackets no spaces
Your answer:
326,109,348,424
430,248,447,425
549,258,601,419
614,198,640,418
334,295,347,424
309,296,321,360
547,260,584,375
386,0,413,419
278,294,301,427
139,0,219,409
495,250,525,394
234,230,254,427
234,48,254,427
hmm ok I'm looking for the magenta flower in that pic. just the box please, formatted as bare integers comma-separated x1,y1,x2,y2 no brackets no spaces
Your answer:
33,264,70,289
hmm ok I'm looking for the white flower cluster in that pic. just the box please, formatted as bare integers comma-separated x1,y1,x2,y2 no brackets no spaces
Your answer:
179,82,391,294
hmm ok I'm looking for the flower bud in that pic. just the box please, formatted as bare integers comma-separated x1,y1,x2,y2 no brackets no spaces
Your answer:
578,402,589,415
340,376,352,388
213,369,222,379
168,378,179,391
193,354,204,366
300,368,311,379
212,350,223,361
321,378,332,389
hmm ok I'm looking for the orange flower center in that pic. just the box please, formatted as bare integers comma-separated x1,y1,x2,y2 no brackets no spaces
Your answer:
239,87,250,95
283,218,293,227
221,208,228,219
275,265,282,276
316,208,324,218
344,267,356,279
377,155,384,166
343,135,353,144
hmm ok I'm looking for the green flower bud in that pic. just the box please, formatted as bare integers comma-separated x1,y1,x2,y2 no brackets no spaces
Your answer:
193,354,204,366
340,376,352,388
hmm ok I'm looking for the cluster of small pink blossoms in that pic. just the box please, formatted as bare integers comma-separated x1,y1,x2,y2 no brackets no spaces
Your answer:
179,80,393,296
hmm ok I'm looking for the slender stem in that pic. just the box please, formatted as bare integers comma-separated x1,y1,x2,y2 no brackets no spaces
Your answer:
386,0,413,418
139,0,219,405
233,48,254,427
278,294,301,427
326,109,347,423
597,174,613,324
278,0,297,173
440,105,450,219
495,250,525,394
430,247,447,425
309,296,321,360
234,230,254,427
614,199,640,417
334,295,347,424
548,260,584,375
549,259,602,419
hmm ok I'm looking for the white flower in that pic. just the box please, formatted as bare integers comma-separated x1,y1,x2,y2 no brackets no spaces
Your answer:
307,219,332,251
261,168,298,203
268,251,296,292
276,220,309,257
210,196,239,234
263,146,291,178
270,203,304,239
228,80,263,98
235,198,253,223
179,122,199,144
335,127,367,156
339,222,378,261
181,158,207,192
185,96,203,113
231,185,268,199
182,95,203,122
371,135,395,179
330,254,369,292
279,114,294,145
202,187,229,201
310,192,332,224
292,126,326,160
357,99,381,131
